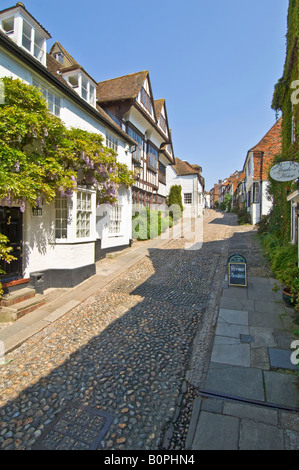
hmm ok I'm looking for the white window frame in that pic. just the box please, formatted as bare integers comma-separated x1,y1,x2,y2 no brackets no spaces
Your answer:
184,193,192,205
2,16,14,35
106,133,118,152
109,205,122,236
55,195,68,240
76,190,92,239
33,79,61,117
21,19,45,63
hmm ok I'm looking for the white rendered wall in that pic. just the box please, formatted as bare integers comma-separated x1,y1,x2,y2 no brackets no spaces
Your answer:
0,48,132,275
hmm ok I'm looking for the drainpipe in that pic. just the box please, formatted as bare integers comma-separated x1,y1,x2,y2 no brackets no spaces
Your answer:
260,151,264,220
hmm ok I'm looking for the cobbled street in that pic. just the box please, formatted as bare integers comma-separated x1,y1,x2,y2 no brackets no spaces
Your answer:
0,210,263,450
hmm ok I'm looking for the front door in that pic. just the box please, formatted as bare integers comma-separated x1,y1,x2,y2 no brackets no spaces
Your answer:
0,207,23,282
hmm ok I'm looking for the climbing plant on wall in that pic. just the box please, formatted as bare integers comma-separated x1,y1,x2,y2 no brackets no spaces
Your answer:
269,0,299,240
0,77,134,210
0,77,134,294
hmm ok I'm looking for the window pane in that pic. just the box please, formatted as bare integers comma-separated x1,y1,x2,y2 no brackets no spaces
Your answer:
22,20,32,51
55,196,68,239
76,191,92,238
184,193,192,204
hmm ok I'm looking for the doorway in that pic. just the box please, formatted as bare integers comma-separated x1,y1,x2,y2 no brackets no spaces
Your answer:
0,207,23,282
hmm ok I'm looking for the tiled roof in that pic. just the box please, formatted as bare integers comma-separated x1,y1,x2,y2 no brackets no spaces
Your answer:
246,117,282,181
48,42,97,85
250,117,282,154
45,54,136,144
97,71,149,103
154,99,165,119
49,42,78,67
173,158,203,180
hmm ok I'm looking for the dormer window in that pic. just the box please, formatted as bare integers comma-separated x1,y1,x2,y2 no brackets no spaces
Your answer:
63,71,96,107
68,73,79,90
0,5,51,66
21,20,45,62
53,52,64,64
2,16,14,35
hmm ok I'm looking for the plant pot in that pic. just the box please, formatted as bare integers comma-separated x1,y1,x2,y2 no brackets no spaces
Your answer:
282,287,297,307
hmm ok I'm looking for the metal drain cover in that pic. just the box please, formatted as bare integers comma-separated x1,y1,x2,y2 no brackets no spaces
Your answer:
33,402,114,450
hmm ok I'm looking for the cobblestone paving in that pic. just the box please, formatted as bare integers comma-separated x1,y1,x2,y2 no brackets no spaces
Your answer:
0,211,257,450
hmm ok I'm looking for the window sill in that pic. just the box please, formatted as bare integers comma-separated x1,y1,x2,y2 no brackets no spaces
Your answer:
53,238,96,245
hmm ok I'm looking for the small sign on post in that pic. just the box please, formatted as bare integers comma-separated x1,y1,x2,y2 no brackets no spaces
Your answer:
228,254,247,287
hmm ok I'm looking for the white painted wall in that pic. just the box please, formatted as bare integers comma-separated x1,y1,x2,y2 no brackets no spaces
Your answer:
96,186,132,249
23,193,96,277
166,167,204,217
0,47,132,277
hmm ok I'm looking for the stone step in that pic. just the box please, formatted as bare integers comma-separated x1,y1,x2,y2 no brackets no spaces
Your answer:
0,287,36,307
0,294,46,323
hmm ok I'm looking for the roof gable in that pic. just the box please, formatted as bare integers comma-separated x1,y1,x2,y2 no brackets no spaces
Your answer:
97,70,149,103
243,117,282,179
49,41,78,68
250,116,282,154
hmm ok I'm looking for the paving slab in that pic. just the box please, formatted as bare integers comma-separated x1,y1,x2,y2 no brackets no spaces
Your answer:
248,309,284,329
211,342,250,367
254,300,287,315
249,326,275,349
220,297,254,311
268,348,298,371
239,420,284,450
204,364,265,402
215,322,249,339
223,401,278,425
217,308,248,326
263,371,299,409
191,411,239,450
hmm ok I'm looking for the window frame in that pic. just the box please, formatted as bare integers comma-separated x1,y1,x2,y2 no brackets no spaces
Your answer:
147,142,158,173
55,195,68,240
108,204,123,236
184,193,192,205
127,125,143,164
33,79,61,117
106,133,118,153
76,190,92,239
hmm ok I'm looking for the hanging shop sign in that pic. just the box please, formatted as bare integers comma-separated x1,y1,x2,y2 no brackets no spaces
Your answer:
270,161,299,182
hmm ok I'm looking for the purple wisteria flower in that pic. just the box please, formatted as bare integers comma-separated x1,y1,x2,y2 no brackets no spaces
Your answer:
19,201,25,213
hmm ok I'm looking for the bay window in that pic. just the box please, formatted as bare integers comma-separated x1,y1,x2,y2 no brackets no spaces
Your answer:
147,143,158,172
128,126,143,164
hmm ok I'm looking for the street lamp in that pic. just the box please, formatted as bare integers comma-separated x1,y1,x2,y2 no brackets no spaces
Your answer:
133,161,142,180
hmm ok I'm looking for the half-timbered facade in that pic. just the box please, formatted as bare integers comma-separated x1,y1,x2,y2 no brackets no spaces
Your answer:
97,71,175,208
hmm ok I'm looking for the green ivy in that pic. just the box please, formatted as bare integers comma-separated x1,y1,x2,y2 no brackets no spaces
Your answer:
269,0,299,241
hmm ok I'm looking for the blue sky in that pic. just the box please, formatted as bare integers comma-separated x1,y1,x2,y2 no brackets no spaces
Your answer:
2,0,289,191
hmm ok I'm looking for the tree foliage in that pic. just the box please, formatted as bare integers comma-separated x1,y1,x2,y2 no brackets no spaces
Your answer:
0,77,134,210
0,77,134,294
